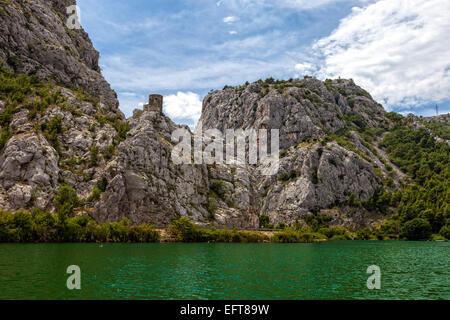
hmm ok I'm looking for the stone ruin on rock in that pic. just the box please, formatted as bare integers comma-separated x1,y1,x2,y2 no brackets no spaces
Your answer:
143,94,163,114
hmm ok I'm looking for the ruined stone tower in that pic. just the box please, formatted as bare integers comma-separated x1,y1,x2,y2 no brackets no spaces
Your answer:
144,94,163,113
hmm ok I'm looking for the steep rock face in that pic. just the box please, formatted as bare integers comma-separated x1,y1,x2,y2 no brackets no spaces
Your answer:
0,0,261,228
91,109,260,228
200,78,387,150
92,110,210,225
198,79,390,227
0,131,58,210
0,0,123,212
0,0,119,110
3,0,447,230
0,85,122,211
259,142,379,225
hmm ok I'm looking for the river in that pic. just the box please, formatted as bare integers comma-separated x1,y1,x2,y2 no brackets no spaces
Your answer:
0,241,448,299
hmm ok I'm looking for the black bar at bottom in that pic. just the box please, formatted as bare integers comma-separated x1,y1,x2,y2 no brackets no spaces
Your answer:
0,300,446,319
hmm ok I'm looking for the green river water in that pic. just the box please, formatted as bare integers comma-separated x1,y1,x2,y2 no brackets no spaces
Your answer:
0,241,448,300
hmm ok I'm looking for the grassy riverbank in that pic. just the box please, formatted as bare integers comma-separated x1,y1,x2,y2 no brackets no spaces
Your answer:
1,185,448,244
0,211,327,243
2,210,448,243
163,217,328,243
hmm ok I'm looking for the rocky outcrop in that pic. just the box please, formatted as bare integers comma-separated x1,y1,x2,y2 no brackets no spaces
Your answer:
196,79,390,227
92,110,210,225
406,113,450,146
0,0,124,213
0,0,119,111
0,131,58,210
91,108,260,228
91,78,395,228
258,142,379,225
1,0,447,230
0,85,120,211
200,78,387,150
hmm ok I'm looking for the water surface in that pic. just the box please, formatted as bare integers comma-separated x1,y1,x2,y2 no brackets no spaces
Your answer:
0,241,448,299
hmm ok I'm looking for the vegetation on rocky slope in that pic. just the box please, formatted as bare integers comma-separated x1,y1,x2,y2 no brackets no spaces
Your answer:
378,116,449,240
1,69,449,241
0,185,159,242
1,0,448,244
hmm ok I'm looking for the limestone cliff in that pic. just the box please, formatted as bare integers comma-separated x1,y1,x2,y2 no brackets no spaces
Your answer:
0,0,123,213
0,0,448,231
0,0,119,110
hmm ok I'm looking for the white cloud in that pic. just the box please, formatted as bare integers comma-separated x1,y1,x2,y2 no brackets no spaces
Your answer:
314,0,450,109
103,54,294,93
294,62,316,77
163,92,203,124
223,16,238,24
229,30,238,35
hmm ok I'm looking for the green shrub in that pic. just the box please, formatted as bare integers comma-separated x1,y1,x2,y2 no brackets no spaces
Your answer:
338,87,347,96
271,229,301,243
207,198,216,219
168,217,268,243
380,124,449,234
0,104,15,127
11,210,34,242
347,193,362,207
379,219,400,239
89,144,99,167
279,170,300,182
128,224,160,242
113,119,130,142
87,186,102,202
304,212,332,231
103,145,115,160
0,62,39,103
54,186,80,220
40,116,63,154
401,218,432,240
344,112,366,129
356,227,375,240
210,180,225,199
318,227,349,239
259,214,270,228
277,222,286,229
324,79,333,91
168,217,202,242
312,171,319,184
95,177,107,193
439,225,450,239
348,98,355,108
330,234,347,240
421,120,450,140
271,229,327,243
0,128,12,150
430,234,447,241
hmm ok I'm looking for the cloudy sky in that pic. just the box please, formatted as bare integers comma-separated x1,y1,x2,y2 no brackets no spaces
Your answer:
78,0,450,128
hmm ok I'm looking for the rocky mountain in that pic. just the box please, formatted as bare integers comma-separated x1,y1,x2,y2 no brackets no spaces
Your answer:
0,0,122,212
0,0,448,231
0,0,118,109
199,78,393,229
